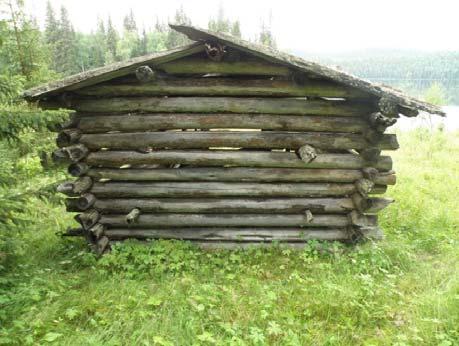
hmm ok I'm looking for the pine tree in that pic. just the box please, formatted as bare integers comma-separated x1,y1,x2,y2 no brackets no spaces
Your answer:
105,16,119,63
231,21,241,38
258,21,276,48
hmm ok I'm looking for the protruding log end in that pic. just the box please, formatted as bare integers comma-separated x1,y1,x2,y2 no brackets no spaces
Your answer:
349,210,377,227
135,65,156,83
355,178,375,196
298,144,317,163
62,227,84,237
126,208,141,224
96,236,110,256
68,162,90,177
77,193,96,211
56,177,93,196
205,42,226,62
75,209,100,229
56,128,82,147
52,144,89,163
368,112,397,132
89,223,105,239
378,97,399,117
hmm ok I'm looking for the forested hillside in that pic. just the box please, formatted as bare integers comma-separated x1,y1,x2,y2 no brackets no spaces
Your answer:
311,50,458,104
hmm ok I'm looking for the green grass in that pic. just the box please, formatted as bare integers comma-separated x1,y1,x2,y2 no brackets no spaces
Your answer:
1,129,458,345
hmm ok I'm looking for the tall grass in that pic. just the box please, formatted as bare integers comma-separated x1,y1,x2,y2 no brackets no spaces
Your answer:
0,129,458,345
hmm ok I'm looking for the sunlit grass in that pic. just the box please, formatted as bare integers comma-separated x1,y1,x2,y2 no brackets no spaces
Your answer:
0,129,458,345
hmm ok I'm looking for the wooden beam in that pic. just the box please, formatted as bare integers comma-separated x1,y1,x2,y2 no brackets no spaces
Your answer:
156,58,291,76
91,197,355,214
104,228,352,241
68,97,375,116
74,78,369,98
86,167,396,185
77,114,369,134
85,150,393,170
90,181,386,198
77,131,399,151
100,213,354,228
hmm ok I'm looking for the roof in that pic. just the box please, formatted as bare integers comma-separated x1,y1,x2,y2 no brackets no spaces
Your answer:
24,24,445,116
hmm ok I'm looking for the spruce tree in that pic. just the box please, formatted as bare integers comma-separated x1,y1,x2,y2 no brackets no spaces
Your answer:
54,6,79,75
91,17,106,67
166,6,191,49
105,16,119,63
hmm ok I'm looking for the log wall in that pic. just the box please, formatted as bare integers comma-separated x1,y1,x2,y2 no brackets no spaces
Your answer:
52,51,399,253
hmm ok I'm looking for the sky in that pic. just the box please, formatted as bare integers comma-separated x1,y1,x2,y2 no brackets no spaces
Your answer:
25,0,459,53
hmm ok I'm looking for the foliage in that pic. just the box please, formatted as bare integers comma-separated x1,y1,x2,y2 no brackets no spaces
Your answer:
424,82,447,106
0,130,458,344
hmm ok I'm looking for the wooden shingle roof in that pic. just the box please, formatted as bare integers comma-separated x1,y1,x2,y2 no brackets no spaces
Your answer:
24,24,445,116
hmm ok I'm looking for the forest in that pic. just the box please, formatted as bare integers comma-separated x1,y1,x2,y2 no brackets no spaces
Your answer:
0,0,458,344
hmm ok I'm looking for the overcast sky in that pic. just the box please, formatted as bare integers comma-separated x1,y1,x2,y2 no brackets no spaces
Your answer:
25,0,459,53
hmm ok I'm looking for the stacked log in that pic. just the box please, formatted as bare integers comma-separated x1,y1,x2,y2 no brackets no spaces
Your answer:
53,60,399,251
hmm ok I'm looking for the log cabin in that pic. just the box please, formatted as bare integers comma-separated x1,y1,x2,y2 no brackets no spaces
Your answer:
24,24,445,254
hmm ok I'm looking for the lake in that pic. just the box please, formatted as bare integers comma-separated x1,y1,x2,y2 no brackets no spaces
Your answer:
396,106,459,131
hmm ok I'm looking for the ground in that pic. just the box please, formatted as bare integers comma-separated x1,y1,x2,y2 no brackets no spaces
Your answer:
0,129,458,345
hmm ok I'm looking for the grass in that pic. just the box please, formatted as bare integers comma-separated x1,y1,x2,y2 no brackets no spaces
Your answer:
0,129,458,345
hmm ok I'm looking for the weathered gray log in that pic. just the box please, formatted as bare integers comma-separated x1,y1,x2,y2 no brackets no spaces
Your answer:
135,66,156,83
68,162,90,177
348,210,377,227
368,112,397,132
100,213,352,228
74,78,369,98
378,97,399,117
56,129,82,147
86,167,395,185
79,131,399,151
126,208,141,224
359,148,381,162
298,144,317,163
96,236,110,255
73,193,96,211
77,114,369,134
156,58,291,76
91,197,355,214
62,227,84,237
90,182,386,198
104,228,353,241
85,150,393,170
74,209,100,229
57,177,93,196
89,223,105,239
364,197,395,214
68,97,375,116
52,144,89,163
355,178,375,196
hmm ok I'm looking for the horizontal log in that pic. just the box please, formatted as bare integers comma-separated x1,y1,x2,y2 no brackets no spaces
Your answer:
69,97,375,116
57,177,93,196
78,131,399,151
90,182,386,198
86,167,396,185
77,114,369,134
100,213,354,228
156,58,291,76
75,78,369,98
104,228,353,241
85,150,393,170
91,197,355,214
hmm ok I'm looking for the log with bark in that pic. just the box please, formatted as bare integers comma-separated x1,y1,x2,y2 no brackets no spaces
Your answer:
84,167,396,185
76,114,369,134
89,181,386,198
77,131,399,151
74,78,369,98
65,97,375,116
85,150,393,170
104,228,353,241
88,197,355,214
100,213,357,228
